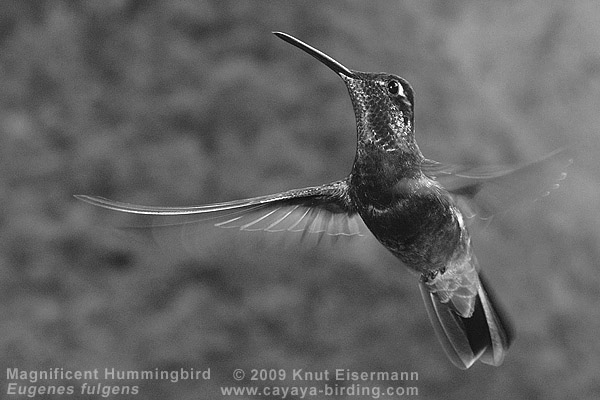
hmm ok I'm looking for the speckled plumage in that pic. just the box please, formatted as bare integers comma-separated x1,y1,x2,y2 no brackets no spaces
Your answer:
77,32,573,369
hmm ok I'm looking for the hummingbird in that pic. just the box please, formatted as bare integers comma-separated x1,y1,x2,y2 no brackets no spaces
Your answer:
76,32,571,369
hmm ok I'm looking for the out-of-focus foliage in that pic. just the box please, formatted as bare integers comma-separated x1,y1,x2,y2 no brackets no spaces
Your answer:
1,1,599,399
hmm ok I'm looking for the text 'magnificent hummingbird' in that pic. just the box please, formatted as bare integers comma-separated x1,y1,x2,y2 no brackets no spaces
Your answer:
76,32,572,369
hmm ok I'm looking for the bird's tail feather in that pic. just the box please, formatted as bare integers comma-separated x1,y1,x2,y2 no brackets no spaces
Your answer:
419,273,514,369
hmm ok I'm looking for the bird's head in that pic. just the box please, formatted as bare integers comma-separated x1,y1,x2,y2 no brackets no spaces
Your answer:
274,32,421,159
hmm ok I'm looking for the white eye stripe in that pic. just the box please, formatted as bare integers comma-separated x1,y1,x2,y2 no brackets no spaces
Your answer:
397,83,405,97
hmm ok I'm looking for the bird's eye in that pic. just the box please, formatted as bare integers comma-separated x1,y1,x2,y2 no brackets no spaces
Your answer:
387,79,403,96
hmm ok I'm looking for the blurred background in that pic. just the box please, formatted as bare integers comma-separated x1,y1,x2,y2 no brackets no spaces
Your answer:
1,0,599,399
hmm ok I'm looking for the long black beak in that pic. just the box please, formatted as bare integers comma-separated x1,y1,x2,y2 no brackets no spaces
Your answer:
273,32,355,78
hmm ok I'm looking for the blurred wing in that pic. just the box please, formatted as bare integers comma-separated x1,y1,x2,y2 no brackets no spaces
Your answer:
75,179,363,237
422,147,573,220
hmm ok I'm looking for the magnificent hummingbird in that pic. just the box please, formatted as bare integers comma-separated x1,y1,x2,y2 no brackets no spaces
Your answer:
76,32,572,369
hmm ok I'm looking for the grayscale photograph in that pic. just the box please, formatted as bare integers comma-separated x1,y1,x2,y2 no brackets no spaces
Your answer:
2,1,599,399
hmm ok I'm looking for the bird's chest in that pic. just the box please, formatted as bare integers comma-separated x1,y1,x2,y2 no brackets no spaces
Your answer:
351,174,464,272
